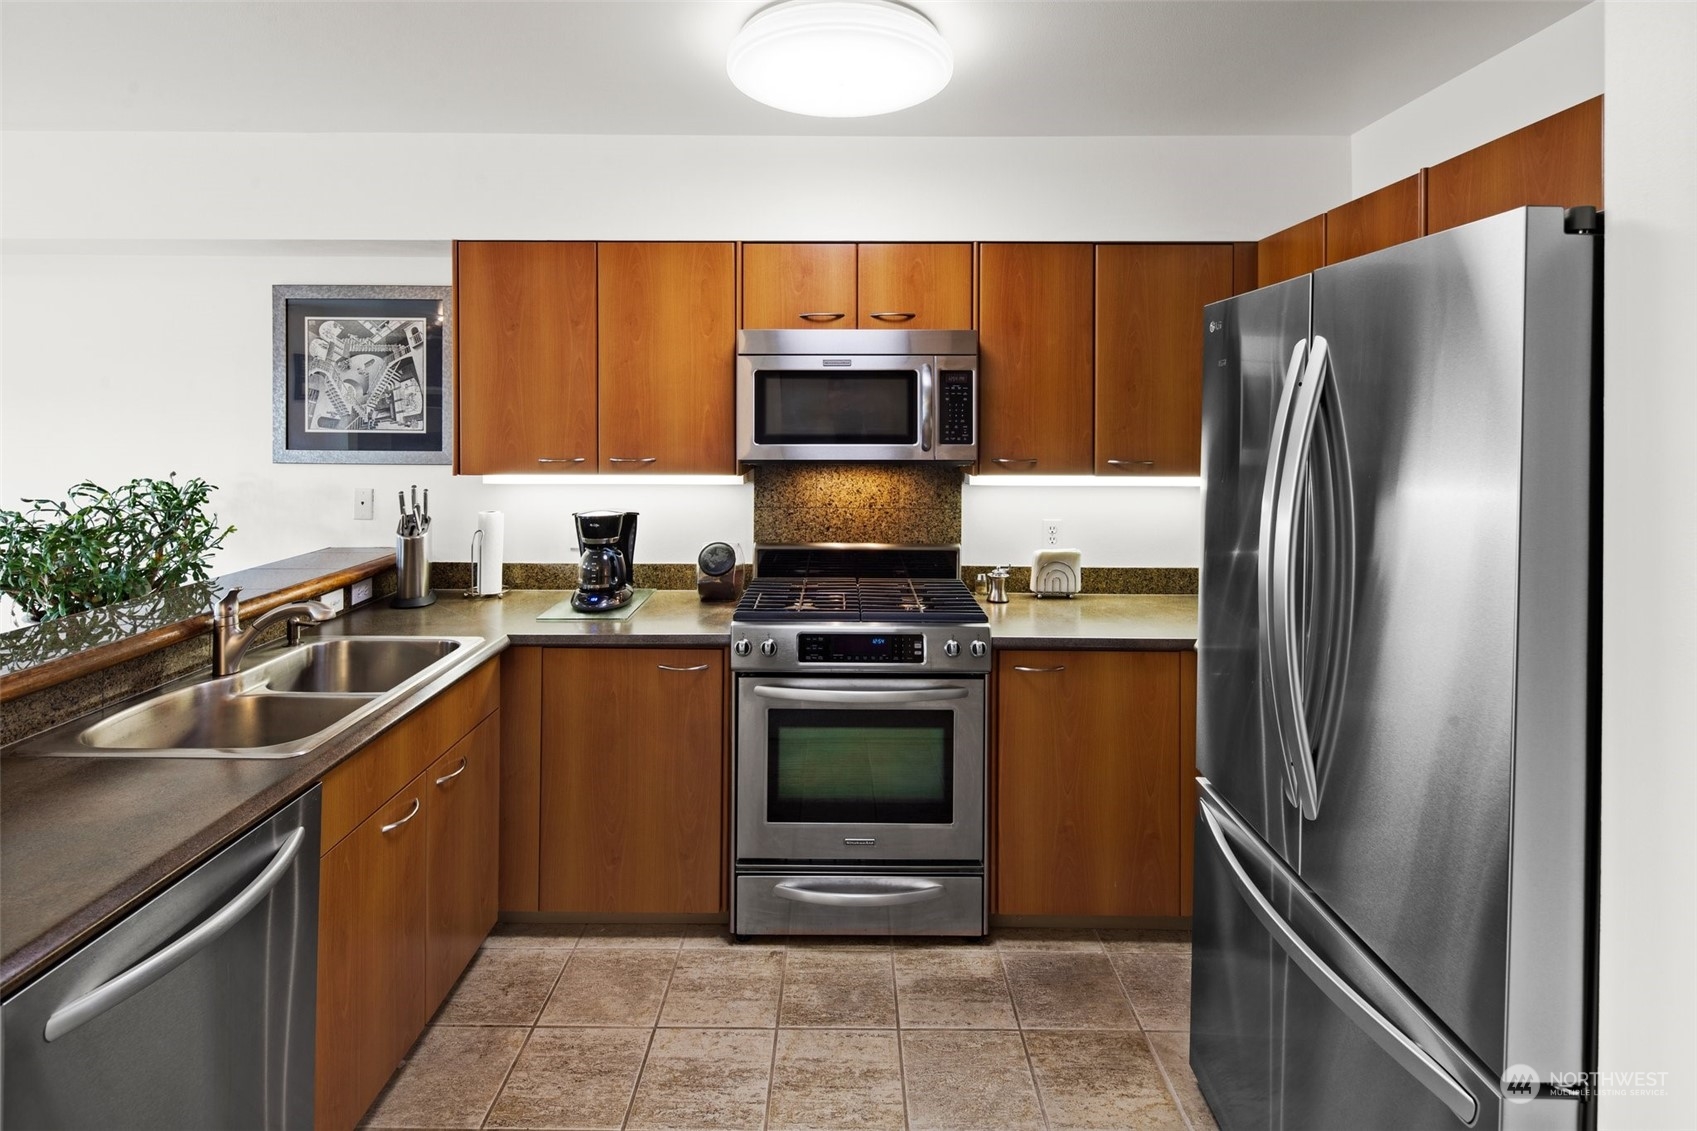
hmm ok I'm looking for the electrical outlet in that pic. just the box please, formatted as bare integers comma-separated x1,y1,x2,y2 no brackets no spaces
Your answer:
351,579,374,606
1041,519,1063,547
353,488,375,520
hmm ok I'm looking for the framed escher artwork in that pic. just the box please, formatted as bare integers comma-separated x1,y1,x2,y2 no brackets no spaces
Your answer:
272,284,453,463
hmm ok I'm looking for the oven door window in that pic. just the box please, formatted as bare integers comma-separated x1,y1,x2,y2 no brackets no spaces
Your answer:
753,370,918,445
767,709,953,824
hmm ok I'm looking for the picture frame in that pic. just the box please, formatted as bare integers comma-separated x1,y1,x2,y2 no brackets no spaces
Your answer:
272,284,453,464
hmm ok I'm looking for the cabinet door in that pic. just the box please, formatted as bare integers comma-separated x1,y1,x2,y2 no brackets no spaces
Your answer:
996,650,1181,917
316,778,429,1131
1326,174,1423,265
1095,244,1233,476
857,243,973,329
426,712,501,1013
499,647,543,912
455,241,597,474
742,243,857,328
539,647,725,913
1426,96,1602,234
597,242,736,474
1257,215,1326,288
977,243,1095,474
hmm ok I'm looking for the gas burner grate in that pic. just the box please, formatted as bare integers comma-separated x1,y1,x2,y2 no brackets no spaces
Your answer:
734,575,986,625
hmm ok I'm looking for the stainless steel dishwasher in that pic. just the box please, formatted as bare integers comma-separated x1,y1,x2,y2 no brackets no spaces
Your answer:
2,786,320,1130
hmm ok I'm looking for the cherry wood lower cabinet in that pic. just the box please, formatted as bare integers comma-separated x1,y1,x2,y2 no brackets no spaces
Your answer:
995,649,1184,918
315,659,501,1131
425,713,501,1012
539,647,725,914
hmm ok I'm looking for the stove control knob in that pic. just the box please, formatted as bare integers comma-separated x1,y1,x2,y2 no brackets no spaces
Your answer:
943,640,960,658
733,639,752,657
969,640,989,658
759,639,778,657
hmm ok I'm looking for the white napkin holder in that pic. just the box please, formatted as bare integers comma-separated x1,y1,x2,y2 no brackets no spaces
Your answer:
1031,549,1083,598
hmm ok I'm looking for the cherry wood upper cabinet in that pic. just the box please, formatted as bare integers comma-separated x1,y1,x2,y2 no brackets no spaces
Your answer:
1232,242,1259,296
996,649,1182,917
976,243,1096,474
597,242,736,474
741,243,858,328
539,647,725,914
454,241,598,474
1326,174,1424,266
1257,215,1326,288
1095,244,1234,476
1426,97,1603,234
857,243,973,329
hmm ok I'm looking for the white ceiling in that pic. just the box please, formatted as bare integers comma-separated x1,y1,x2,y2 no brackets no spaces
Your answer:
1,1,1582,137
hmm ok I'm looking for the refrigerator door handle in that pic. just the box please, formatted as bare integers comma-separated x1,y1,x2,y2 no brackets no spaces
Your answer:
1258,338,1310,806
1198,791,1480,1126
1268,335,1331,819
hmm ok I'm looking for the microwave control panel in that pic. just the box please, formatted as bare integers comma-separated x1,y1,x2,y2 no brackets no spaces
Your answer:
939,371,975,445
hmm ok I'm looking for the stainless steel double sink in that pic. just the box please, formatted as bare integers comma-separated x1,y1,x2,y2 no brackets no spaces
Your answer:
13,636,484,759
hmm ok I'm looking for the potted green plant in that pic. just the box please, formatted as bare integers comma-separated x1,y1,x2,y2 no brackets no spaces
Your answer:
0,475,236,624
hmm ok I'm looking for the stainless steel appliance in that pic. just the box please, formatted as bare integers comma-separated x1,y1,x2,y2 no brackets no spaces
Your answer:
736,330,978,463
731,545,990,938
1192,207,1599,1131
571,509,638,613
2,787,321,1129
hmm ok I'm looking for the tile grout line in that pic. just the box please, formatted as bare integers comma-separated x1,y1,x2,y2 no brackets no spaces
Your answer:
1097,929,1197,1131
890,947,913,1131
617,1026,658,1131
478,933,579,1129
478,1024,536,1131
763,946,788,1131
996,941,1053,1131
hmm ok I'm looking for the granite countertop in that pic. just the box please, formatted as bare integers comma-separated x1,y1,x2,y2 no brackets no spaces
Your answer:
0,587,1195,995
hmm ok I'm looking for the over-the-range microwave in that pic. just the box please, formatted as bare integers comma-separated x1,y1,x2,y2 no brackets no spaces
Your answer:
736,329,978,463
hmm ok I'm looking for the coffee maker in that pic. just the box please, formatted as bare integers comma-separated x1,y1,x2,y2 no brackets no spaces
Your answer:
571,510,639,612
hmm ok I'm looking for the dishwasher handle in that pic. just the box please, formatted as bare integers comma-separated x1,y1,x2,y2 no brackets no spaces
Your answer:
43,825,307,1042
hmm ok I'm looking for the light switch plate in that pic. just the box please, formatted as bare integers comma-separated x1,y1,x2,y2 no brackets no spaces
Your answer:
351,578,374,606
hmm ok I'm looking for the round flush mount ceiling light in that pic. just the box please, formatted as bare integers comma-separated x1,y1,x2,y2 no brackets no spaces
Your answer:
727,0,954,118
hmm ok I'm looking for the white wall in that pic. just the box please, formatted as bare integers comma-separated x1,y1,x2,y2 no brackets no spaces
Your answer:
1350,3,1603,197
1597,4,1697,1127
1,132,1347,572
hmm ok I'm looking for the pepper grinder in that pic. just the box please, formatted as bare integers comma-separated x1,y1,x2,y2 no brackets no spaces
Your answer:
977,565,1013,604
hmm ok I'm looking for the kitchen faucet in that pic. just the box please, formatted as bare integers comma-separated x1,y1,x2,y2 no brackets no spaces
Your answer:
209,588,335,676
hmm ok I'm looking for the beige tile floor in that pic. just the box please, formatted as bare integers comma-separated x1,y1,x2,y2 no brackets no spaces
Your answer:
361,924,1219,1131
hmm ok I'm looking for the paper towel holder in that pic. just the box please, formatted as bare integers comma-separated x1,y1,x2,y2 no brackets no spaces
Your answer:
465,527,507,599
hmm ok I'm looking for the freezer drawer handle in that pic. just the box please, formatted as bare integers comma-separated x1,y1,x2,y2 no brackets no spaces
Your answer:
772,878,945,908
43,826,307,1043
1197,797,1478,1125
753,684,969,704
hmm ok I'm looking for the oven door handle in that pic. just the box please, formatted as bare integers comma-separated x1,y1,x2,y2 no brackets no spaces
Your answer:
772,878,946,907
752,684,970,704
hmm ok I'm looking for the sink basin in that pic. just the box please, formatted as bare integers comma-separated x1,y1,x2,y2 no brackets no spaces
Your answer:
78,685,370,752
9,634,485,759
244,637,462,694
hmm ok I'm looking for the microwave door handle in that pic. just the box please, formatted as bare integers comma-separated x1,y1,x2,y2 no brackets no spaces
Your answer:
753,684,969,704
920,362,934,453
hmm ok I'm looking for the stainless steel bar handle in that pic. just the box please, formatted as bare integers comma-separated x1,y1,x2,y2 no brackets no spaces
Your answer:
869,312,917,322
607,457,657,465
773,878,945,907
798,312,846,322
537,457,587,464
381,797,421,834
753,683,970,704
434,758,468,787
658,664,710,672
991,457,1038,466
1012,665,1066,673
1106,459,1156,468
1197,793,1478,1124
43,826,307,1042
920,362,934,453
1258,339,1310,809
1268,336,1331,821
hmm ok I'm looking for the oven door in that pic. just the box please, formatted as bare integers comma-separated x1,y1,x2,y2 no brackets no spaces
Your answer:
736,675,985,864
737,354,932,461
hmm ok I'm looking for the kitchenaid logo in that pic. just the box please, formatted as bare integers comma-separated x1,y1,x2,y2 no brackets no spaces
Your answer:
1502,1064,1670,1102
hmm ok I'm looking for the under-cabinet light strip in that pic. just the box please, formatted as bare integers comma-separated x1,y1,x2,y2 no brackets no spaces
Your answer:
964,475,1202,488
482,474,750,487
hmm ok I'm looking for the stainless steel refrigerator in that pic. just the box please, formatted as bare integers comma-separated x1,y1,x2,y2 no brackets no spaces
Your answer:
1192,207,1599,1131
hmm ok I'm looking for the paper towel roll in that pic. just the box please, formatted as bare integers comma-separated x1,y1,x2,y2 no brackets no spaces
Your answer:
476,510,505,596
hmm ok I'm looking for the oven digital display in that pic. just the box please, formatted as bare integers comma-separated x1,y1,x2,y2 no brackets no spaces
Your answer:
797,633,925,663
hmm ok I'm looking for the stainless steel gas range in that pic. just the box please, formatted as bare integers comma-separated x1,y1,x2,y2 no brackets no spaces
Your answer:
730,545,990,939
